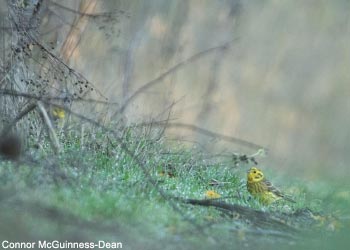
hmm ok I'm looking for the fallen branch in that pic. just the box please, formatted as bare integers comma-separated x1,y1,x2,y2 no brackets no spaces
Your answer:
183,198,299,232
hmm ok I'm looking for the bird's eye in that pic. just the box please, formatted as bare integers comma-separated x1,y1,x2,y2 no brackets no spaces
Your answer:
253,171,256,174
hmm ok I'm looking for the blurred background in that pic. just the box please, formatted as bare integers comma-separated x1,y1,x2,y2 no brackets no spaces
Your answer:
10,0,350,181
66,0,349,181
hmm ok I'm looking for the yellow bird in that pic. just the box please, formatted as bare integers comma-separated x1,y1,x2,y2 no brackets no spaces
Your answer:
52,107,65,120
247,167,295,205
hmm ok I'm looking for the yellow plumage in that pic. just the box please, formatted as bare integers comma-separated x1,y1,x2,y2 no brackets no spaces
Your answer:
247,167,295,205
52,107,65,120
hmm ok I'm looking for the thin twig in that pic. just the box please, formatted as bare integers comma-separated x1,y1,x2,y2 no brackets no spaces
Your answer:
48,0,114,18
115,40,237,115
0,90,112,104
133,121,265,150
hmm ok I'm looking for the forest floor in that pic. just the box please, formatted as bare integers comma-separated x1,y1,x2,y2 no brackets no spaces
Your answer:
0,129,349,250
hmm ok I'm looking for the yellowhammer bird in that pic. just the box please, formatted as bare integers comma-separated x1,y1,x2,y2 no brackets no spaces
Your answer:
52,107,65,120
247,167,295,205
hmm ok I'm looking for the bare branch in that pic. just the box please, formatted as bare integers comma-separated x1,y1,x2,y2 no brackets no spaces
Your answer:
132,121,265,150
37,101,60,154
115,40,237,115
1,103,37,134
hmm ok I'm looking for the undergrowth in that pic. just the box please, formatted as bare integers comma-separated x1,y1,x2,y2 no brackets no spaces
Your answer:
0,126,349,250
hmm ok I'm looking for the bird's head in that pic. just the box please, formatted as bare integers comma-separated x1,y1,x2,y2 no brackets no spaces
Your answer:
247,167,264,183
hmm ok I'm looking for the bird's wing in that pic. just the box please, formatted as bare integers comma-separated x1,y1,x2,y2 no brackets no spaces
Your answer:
263,179,284,197
263,179,296,203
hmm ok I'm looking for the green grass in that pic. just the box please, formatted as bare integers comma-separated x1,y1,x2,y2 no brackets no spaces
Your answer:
0,129,349,250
